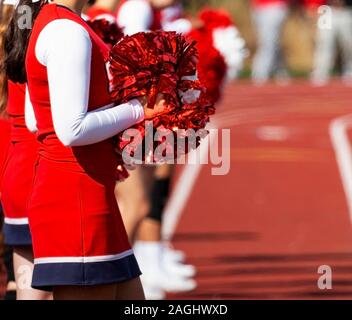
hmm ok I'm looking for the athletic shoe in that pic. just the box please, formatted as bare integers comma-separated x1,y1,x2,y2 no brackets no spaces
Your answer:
134,241,197,297
162,242,186,262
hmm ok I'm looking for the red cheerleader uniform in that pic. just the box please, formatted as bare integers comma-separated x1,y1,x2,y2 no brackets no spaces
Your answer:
0,117,10,189
26,4,141,289
1,81,37,246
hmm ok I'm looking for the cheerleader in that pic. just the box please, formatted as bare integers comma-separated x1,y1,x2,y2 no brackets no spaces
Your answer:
116,0,197,300
0,0,52,300
116,0,246,300
0,82,51,301
5,0,166,300
1,83,35,253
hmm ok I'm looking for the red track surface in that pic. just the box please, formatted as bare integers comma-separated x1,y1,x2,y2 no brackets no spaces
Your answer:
168,79,352,299
2,79,352,299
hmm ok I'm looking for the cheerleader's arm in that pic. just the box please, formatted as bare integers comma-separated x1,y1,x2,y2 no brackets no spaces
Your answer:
35,19,144,147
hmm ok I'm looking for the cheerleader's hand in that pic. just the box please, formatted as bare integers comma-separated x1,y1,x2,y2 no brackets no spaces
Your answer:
138,94,168,120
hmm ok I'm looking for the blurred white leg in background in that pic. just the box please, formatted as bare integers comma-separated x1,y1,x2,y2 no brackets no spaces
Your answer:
311,7,336,86
335,7,352,84
251,2,288,84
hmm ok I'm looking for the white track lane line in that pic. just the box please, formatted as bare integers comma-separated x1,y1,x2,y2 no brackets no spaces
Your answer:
330,114,352,223
162,122,217,240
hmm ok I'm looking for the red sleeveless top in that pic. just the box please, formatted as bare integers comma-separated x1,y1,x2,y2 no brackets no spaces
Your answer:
26,4,117,174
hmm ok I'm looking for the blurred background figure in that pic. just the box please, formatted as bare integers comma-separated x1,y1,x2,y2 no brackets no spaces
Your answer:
85,0,247,300
311,0,352,86
0,1,15,300
114,0,246,300
115,0,198,300
251,0,291,84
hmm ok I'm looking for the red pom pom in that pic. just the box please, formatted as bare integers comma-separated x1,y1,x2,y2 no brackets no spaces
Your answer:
108,31,215,163
109,31,200,107
87,18,124,48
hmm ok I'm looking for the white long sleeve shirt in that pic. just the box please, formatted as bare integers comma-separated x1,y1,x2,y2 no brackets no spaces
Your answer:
25,18,145,147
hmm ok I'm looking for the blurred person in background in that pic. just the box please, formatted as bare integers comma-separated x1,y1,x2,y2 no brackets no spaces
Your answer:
0,23,12,294
310,0,352,85
251,0,291,84
116,0,198,300
116,0,247,299
116,0,246,300
1,0,53,300
0,0,18,300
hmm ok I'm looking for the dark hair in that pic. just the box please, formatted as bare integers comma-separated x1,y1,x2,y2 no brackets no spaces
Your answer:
0,3,14,114
4,0,46,84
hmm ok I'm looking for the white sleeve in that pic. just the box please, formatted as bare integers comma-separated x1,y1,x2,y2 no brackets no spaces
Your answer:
117,0,153,35
35,19,144,147
25,85,38,133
